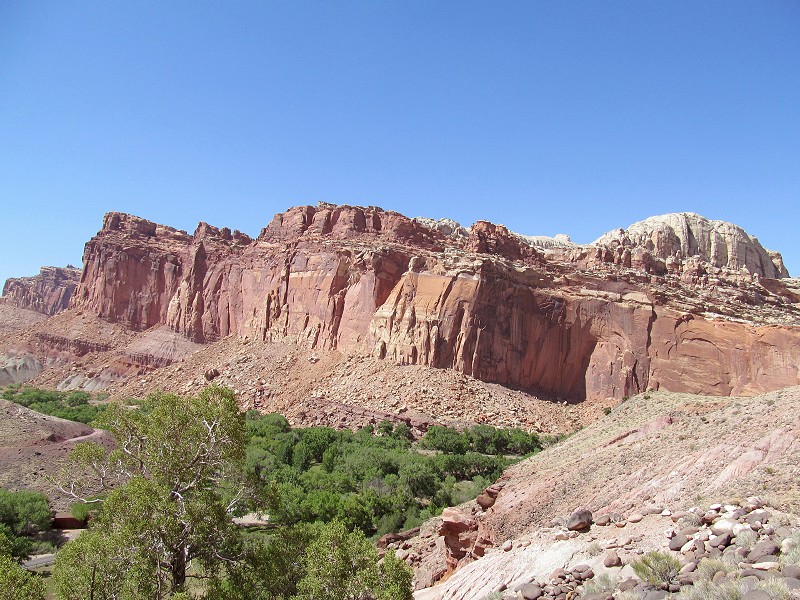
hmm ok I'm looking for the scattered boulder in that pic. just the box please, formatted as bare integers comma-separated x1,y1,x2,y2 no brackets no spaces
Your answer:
567,508,593,531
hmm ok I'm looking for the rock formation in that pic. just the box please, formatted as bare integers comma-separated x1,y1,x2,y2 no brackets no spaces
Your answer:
60,203,800,402
593,212,789,279
1,266,80,315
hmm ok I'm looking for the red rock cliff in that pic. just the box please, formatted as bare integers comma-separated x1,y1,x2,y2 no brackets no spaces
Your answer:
70,204,800,401
1,266,81,315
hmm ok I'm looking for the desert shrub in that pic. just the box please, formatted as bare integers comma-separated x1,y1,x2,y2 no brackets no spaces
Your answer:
755,578,792,600
507,428,542,454
676,580,744,600
780,531,800,565
679,511,703,528
420,426,468,454
0,488,51,560
2,386,106,424
585,541,603,557
295,520,412,600
580,572,617,594
244,413,513,537
0,551,45,600
0,489,51,537
696,557,736,581
631,550,681,587
734,528,757,548
377,420,394,436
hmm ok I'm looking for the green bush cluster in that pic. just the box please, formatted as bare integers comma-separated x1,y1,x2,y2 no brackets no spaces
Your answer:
244,414,510,537
631,550,681,588
0,488,52,561
419,423,542,455
1,386,106,424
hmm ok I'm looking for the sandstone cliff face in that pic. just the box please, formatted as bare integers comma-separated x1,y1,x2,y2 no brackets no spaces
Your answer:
1,266,81,315
64,204,800,401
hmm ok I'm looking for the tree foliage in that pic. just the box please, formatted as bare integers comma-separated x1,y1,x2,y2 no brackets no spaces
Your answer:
53,386,247,598
244,414,510,537
52,388,415,600
0,532,45,600
0,489,51,560
295,520,412,600
420,424,541,456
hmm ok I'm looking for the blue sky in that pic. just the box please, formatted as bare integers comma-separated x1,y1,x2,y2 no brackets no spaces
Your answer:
1,1,798,286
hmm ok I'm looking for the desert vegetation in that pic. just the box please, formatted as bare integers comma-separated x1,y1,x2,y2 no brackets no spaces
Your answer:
43,386,417,599
1,385,107,424
243,415,532,537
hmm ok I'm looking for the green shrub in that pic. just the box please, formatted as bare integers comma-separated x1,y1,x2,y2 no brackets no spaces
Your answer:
631,551,681,587
0,553,45,600
2,386,106,424
0,489,51,537
780,531,800,565
419,426,468,454
733,528,757,548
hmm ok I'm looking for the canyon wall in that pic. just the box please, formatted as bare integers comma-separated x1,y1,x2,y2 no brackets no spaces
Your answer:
1,266,81,315
62,204,800,402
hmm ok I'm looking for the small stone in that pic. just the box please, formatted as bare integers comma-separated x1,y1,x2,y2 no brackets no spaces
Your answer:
748,540,779,562
595,514,611,526
669,534,688,551
502,540,513,551
604,551,622,567
782,565,800,579
709,533,732,548
516,583,543,600
628,513,644,523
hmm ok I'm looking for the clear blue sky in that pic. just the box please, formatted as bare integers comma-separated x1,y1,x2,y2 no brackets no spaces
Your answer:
1,1,798,286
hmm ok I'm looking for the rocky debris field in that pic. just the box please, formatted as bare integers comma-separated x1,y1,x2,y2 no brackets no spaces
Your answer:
410,497,800,600
397,387,800,598
101,335,596,435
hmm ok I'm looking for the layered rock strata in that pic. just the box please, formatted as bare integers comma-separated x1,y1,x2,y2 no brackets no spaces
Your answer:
1,266,80,315
63,204,800,401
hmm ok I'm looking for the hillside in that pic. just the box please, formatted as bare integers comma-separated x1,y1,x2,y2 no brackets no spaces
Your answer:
407,386,800,598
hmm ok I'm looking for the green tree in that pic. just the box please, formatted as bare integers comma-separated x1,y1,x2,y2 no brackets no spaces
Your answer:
0,533,45,600
53,386,248,598
295,520,412,600
377,420,394,437
0,489,52,537
419,426,468,454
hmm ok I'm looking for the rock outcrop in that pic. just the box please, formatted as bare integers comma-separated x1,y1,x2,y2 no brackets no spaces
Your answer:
62,203,800,402
593,212,789,279
1,266,81,315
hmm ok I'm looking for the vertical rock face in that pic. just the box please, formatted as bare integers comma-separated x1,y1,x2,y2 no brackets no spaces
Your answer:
65,204,800,401
1,266,81,315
